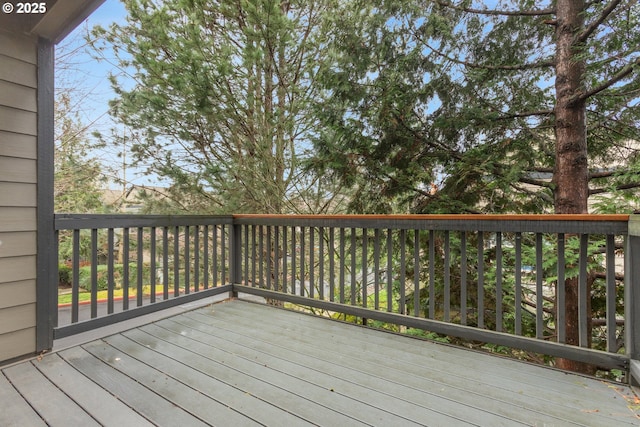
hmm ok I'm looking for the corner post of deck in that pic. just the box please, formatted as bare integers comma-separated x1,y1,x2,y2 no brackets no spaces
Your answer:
625,214,640,386
229,219,242,299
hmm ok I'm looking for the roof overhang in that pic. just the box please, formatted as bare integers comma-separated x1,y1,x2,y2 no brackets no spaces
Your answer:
0,0,105,43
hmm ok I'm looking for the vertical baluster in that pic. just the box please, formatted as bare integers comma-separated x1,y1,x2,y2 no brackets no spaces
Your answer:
251,225,257,287
258,225,264,289
194,226,200,292
413,230,420,317
163,227,169,299
557,233,566,343
477,231,484,329
429,230,435,319
90,228,98,318
184,225,190,295
302,227,306,296
374,229,380,310
213,225,218,287
150,226,156,303
339,228,345,304
579,234,589,347
444,231,451,322
351,228,356,306
203,225,209,290
72,229,80,323
329,227,335,302
221,225,227,285
386,229,393,312
310,227,315,299
107,228,115,314
535,233,544,339
274,227,280,292
123,228,130,310
282,226,293,293
244,224,249,286
173,226,180,297
137,227,144,306
606,234,616,353
460,232,467,326
362,228,368,309
266,226,272,290
399,229,406,315
514,232,522,335
319,227,325,300
495,232,502,332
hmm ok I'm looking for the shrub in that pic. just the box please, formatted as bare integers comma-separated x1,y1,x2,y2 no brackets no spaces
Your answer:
58,264,72,286
78,263,153,291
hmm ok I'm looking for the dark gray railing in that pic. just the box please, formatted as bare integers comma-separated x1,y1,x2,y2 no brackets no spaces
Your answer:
54,215,234,338
53,214,640,382
232,214,639,380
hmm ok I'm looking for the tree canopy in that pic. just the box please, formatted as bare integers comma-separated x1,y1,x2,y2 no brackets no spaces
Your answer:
92,0,346,214
310,0,640,214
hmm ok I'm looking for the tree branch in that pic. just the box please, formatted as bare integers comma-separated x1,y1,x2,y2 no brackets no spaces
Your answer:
431,0,555,16
576,0,623,43
589,181,640,195
570,56,640,104
416,31,555,71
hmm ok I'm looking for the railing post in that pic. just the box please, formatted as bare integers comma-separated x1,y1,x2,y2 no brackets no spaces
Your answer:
625,214,640,385
229,220,242,298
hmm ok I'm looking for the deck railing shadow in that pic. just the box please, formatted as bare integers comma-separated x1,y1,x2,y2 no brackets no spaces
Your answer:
53,214,640,384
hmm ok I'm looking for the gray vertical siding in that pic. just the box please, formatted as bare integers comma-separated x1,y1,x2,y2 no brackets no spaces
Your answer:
0,30,38,362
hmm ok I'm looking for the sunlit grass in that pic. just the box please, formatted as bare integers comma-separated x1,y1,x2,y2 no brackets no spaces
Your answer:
58,284,174,305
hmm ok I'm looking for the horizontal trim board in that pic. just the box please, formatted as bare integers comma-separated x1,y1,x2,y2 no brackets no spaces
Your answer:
0,132,37,159
0,54,36,88
0,208,36,232
54,285,233,339
0,231,36,257
0,80,36,112
0,159,37,184
0,255,36,283
0,280,36,309
0,303,35,335
234,285,629,371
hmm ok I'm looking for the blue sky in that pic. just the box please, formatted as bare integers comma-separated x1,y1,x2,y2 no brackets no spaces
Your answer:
56,1,151,188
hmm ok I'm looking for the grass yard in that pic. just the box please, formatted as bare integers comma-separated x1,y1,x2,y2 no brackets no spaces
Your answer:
58,285,173,305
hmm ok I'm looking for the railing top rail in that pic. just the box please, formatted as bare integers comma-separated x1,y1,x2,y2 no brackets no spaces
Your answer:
233,213,630,221
53,213,632,234
54,214,234,230
233,214,630,234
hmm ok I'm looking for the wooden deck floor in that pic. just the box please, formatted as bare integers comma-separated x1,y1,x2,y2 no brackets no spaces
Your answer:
1,299,639,426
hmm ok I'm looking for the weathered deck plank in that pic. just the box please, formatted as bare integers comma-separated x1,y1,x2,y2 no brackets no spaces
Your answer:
213,301,638,425
3,361,100,426
1,299,638,426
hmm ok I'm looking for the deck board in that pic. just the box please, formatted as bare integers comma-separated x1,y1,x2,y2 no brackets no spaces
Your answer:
1,299,639,426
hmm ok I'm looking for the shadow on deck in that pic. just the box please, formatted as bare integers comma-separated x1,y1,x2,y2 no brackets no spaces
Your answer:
2,299,639,426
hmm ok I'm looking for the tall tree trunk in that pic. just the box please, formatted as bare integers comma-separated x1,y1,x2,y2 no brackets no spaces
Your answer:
553,0,594,374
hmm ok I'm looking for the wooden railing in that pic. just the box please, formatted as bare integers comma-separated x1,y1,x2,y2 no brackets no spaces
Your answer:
52,214,640,383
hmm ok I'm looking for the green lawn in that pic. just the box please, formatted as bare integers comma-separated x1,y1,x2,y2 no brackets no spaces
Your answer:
58,285,172,305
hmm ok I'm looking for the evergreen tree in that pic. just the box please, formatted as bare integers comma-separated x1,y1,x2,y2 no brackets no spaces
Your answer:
311,0,640,373
91,0,343,214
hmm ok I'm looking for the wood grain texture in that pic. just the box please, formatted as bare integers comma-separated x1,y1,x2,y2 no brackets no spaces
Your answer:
1,300,638,426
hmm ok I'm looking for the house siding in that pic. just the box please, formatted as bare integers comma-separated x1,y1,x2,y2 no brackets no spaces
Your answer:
0,29,39,362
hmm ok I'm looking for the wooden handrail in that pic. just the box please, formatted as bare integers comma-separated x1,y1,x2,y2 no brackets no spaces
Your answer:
234,214,630,222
